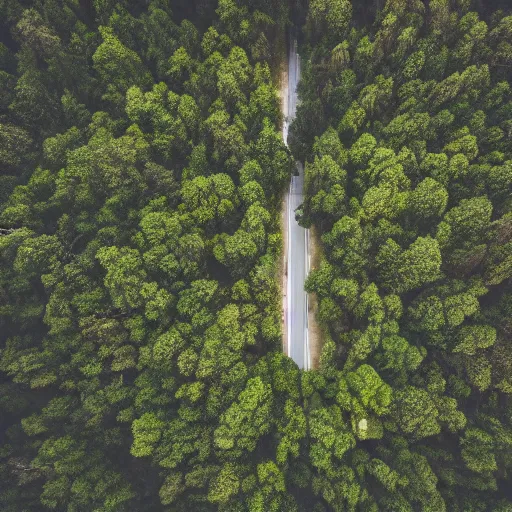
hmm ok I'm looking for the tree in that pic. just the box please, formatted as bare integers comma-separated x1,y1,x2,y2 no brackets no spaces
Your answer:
196,304,250,381
167,47,193,87
93,26,152,106
453,325,496,356
96,246,147,310
313,127,348,168
391,386,441,440
336,364,392,440
9,68,61,136
0,123,33,174
131,413,164,457
139,1,179,79
205,107,248,169
406,177,448,223
214,377,273,456
252,117,292,195
436,196,492,273
376,236,442,294
304,154,347,225
207,463,240,504
349,132,377,168
407,278,487,336
309,405,356,472
159,472,185,505
377,334,424,378
218,46,251,109
180,173,236,228
15,9,61,60
306,0,352,46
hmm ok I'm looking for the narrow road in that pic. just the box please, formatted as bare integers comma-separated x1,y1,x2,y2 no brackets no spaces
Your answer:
283,36,310,370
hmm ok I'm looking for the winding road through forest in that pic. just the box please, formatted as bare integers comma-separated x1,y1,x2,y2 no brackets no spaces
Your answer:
282,35,310,370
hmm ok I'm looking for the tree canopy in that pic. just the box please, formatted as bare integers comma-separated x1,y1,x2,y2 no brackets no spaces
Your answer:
1,0,512,511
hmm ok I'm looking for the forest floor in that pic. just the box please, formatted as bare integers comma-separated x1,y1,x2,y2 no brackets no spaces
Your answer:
307,226,323,368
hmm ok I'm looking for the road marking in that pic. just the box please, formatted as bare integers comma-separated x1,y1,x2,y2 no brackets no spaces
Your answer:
287,178,291,358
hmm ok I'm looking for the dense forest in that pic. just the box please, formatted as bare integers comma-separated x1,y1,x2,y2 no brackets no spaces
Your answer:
0,0,511,511
291,0,512,510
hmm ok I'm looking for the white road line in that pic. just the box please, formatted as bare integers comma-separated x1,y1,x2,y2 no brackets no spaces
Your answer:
304,225,309,370
287,180,292,357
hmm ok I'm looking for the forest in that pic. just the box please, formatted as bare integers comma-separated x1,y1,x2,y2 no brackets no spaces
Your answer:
0,0,511,511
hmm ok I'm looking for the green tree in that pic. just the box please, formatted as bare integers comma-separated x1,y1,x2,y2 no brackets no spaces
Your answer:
376,236,442,294
214,377,273,456
93,26,152,106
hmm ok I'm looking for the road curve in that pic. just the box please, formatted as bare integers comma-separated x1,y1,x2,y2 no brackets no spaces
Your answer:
283,36,310,370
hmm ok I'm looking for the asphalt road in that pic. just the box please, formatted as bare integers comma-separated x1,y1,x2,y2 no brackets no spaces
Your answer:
284,37,310,370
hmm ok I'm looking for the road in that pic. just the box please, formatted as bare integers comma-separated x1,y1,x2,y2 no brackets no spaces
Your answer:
283,36,310,370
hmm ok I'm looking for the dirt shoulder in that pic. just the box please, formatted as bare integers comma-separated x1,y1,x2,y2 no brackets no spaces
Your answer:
307,225,323,369
280,190,288,356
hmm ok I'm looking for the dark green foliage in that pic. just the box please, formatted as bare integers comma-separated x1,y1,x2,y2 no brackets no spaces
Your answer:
1,0,512,511
291,0,512,510
0,1,295,510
